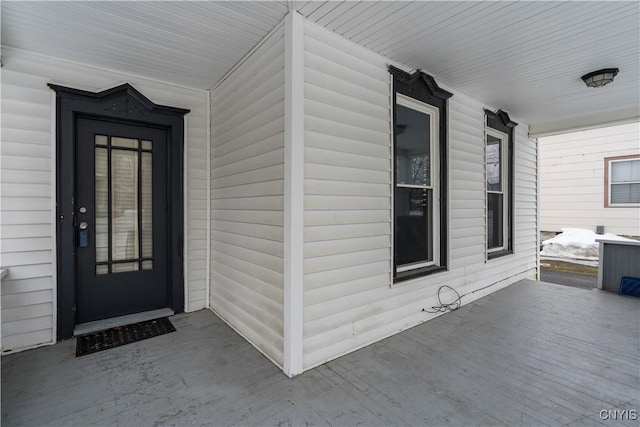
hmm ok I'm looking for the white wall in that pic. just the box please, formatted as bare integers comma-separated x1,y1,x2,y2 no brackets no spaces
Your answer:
539,122,640,236
0,48,209,352
301,21,538,370
209,26,285,367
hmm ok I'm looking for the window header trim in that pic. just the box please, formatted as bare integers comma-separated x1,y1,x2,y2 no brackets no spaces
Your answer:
485,109,518,133
388,65,453,102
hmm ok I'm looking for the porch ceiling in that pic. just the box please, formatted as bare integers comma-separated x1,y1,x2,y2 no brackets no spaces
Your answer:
2,1,638,132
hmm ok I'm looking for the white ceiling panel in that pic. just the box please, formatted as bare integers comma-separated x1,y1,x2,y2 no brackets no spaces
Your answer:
295,1,639,129
1,1,288,90
2,1,638,131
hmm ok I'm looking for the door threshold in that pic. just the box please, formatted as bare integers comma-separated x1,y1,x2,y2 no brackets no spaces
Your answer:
74,308,175,336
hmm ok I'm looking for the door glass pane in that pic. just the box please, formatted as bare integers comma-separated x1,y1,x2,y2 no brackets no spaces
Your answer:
141,152,153,258
488,193,504,249
112,137,138,149
95,135,108,146
112,262,139,273
112,149,139,261
141,140,152,150
396,105,430,186
96,265,109,275
395,187,432,265
95,147,109,263
487,135,502,191
142,260,153,270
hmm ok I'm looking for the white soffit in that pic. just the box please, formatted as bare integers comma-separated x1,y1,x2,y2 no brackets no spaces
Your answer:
295,0,640,131
1,1,638,131
1,1,289,90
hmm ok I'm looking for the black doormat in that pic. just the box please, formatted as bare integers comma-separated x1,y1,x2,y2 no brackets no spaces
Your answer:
76,317,176,357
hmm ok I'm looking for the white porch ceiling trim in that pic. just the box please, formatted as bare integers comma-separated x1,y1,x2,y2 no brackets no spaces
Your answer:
529,106,640,137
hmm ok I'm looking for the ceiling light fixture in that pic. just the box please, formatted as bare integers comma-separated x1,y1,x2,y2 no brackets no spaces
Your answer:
581,68,619,88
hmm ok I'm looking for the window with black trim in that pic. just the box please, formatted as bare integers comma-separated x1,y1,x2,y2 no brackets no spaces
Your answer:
389,66,452,282
485,110,517,259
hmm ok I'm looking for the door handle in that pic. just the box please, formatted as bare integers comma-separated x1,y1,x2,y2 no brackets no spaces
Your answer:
78,222,89,248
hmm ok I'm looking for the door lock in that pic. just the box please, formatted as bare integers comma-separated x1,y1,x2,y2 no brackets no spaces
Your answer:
78,222,89,248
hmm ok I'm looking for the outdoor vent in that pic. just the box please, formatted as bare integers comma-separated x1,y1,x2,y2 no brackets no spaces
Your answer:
596,225,605,234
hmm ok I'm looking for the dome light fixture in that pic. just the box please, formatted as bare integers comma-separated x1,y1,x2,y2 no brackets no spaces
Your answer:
581,68,619,88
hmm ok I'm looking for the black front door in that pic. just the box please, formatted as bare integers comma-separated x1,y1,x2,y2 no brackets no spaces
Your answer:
76,118,169,323
51,82,188,339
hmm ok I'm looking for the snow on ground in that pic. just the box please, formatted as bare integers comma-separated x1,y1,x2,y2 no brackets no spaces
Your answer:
540,228,638,261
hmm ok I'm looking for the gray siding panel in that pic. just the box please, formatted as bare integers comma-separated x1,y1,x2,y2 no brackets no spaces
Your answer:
210,26,285,366
601,243,640,292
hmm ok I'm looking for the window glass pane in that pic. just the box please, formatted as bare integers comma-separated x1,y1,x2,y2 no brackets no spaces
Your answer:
142,260,153,270
141,152,153,258
487,193,504,249
95,147,109,263
112,149,139,261
396,104,430,186
112,137,138,149
395,187,432,265
611,183,640,204
95,135,108,146
611,159,640,183
141,140,152,150
486,135,502,191
112,262,139,273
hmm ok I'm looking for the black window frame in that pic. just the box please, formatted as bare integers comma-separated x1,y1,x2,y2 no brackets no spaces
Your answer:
389,66,452,283
485,109,517,260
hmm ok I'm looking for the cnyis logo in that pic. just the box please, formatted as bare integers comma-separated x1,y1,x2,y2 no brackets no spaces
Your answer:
599,409,638,421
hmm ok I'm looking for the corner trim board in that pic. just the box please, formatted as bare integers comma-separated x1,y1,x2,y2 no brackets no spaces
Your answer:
283,11,305,377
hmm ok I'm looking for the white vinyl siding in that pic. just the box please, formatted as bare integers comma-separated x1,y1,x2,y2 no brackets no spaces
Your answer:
540,122,640,236
301,21,537,370
0,47,209,353
210,25,285,366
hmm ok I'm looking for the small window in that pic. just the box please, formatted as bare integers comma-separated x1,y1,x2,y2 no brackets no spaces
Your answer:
485,110,517,259
389,66,452,282
605,155,640,207
486,129,508,252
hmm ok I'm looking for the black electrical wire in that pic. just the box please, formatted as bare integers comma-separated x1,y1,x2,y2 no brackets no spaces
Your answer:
422,285,462,313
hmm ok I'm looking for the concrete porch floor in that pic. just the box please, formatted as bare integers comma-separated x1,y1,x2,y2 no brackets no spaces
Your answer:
2,279,639,426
